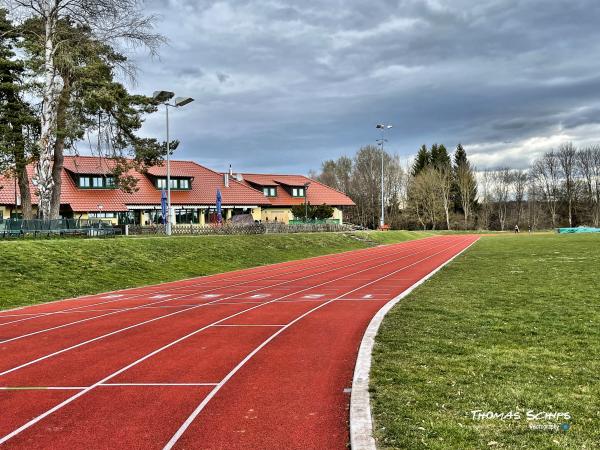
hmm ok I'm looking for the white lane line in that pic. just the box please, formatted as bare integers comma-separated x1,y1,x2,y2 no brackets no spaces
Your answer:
0,387,86,391
0,238,411,323
0,238,454,445
100,295,124,299
163,237,470,449
0,234,420,333
0,243,407,343
349,236,479,450
362,294,374,299
303,294,324,299
0,238,438,376
100,383,218,387
212,324,285,328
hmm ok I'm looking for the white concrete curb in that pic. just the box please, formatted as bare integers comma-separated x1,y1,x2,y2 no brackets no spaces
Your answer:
349,237,480,449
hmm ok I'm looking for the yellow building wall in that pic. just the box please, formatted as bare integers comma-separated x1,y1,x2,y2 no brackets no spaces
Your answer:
261,208,293,223
263,206,343,223
332,207,343,223
251,207,262,222
1,207,8,220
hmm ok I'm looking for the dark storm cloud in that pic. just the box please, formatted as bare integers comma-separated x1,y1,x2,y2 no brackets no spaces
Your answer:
130,0,600,172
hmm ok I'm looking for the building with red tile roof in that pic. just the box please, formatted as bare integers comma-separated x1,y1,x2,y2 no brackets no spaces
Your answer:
0,157,355,225
233,172,355,223
0,156,268,225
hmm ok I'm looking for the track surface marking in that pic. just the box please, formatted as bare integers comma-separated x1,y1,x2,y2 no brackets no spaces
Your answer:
0,235,478,449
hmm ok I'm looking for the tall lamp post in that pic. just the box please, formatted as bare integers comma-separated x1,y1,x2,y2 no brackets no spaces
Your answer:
153,91,194,236
376,123,392,229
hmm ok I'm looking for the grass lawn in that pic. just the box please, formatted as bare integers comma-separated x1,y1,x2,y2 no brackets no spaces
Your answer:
370,234,600,449
0,231,433,310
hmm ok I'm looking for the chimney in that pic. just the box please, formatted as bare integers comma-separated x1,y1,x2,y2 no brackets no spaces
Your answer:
236,173,243,182
224,173,229,187
229,164,233,176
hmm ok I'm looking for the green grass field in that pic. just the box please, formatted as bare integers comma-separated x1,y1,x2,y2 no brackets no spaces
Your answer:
0,231,436,310
370,233,600,449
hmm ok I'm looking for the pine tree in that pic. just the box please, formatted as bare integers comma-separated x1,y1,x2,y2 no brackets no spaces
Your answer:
21,18,170,217
412,144,431,176
431,143,451,171
0,9,38,219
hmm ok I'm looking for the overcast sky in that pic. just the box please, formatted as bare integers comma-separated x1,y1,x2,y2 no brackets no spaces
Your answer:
124,0,600,174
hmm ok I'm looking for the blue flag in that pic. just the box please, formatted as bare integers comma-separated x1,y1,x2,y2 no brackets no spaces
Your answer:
216,189,222,224
161,190,167,225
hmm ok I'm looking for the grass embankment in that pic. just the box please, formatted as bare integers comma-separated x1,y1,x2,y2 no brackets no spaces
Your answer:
0,231,431,310
371,234,600,449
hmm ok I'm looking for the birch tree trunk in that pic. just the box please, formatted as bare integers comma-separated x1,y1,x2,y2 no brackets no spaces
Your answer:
34,10,62,219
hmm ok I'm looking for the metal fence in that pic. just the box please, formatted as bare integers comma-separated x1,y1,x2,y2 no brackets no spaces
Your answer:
0,219,120,239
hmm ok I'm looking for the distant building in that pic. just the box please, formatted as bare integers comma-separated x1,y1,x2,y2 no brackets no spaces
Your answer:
0,157,355,224
235,173,355,223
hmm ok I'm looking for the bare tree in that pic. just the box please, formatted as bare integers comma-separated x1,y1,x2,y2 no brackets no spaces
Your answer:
456,163,477,228
511,169,528,226
437,166,452,230
478,169,494,230
557,143,577,227
577,145,600,226
527,180,543,230
7,0,163,218
492,168,511,231
410,167,443,229
532,151,561,228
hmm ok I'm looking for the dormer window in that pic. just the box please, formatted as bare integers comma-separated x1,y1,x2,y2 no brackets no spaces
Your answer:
77,176,115,189
263,187,277,197
154,177,192,190
291,187,306,197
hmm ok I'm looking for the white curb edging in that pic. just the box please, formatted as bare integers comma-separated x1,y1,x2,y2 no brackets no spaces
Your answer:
349,237,480,450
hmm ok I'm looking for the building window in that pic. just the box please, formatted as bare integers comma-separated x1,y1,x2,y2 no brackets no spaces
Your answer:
292,187,305,197
175,209,199,224
263,187,276,197
155,177,191,190
88,212,116,218
78,176,115,189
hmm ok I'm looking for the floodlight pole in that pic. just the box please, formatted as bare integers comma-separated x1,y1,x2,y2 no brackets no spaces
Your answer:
154,91,194,236
376,124,392,229
166,104,171,235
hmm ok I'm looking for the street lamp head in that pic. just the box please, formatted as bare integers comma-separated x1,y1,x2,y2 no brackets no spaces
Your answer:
376,123,393,129
153,90,175,103
174,97,194,108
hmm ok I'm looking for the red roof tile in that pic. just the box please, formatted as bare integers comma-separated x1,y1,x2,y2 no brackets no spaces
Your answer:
239,173,355,207
0,157,269,212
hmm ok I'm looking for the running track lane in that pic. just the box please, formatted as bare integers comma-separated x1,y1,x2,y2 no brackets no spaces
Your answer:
0,235,478,449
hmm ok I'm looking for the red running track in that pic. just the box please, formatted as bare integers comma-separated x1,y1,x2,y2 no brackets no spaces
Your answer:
0,235,478,449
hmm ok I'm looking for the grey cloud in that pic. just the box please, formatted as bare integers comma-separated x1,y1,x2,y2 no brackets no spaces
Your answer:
126,0,600,173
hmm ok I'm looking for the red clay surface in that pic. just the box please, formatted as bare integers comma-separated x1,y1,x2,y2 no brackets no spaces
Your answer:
0,235,478,449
